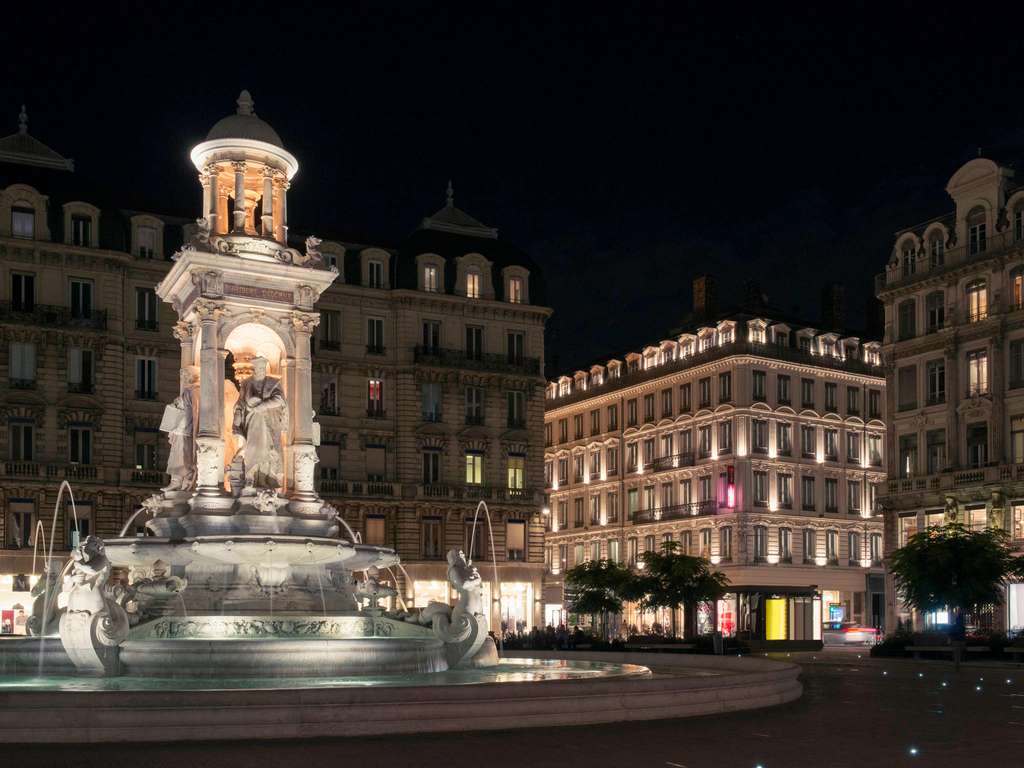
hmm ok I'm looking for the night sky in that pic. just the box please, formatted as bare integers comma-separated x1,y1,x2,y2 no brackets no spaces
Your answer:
5,3,1024,373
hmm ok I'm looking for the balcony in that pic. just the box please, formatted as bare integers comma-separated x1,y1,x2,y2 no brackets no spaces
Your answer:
48,464,98,481
417,484,536,503
649,452,695,473
884,463,1024,497
0,301,107,330
319,480,395,498
119,467,166,485
633,500,718,523
414,346,542,376
3,461,40,478
67,381,94,394
366,406,386,419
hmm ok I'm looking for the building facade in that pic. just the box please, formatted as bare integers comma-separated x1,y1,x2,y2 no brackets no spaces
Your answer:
543,279,886,644
0,100,551,634
876,154,1024,633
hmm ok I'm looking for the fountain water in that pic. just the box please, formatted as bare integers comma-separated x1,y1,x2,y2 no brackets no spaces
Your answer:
467,500,503,652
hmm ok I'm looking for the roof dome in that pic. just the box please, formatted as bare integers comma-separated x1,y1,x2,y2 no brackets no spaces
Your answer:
205,90,284,148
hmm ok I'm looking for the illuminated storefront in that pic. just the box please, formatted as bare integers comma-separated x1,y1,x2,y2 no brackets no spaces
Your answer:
718,586,822,650
0,573,37,636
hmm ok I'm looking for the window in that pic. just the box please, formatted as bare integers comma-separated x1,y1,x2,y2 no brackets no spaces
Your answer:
135,288,159,331
8,342,36,386
824,478,838,512
753,525,768,562
9,420,33,461
607,538,621,563
699,378,711,408
464,452,483,484
967,423,988,468
929,234,945,267
846,432,860,463
365,516,386,546
699,475,712,503
465,387,483,424
368,259,384,288
367,378,384,417
848,480,861,513
718,420,732,454
11,272,34,312
753,471,769,506
824,383,837,413
558,501,568,529
803,528,816,564
421,382,442,422
779,527,792,563
136,226,156,258
777,422,792,456
777,474,792,509
897,300,916,340
507,331,524,365
422,264,439,292
870,533,882,565
752,420,768,454
868,389,881,419
573,498,585,527
422,450,441,484
966,279,988,322
777,375,790,404
590,495,601,524
573,414,583,440
135,357,157,399
507,520,526,561
607,492,620,523
423,517,443,559
926,359,945,404
460,326,483,361
679,429,692,456
574,543,584,566
68,347,94,393
1013,340,1024,389
897,365,917,411
508,276,524,304
967,350,988,395
868,433,882,466
318,310,340,351
901,242,917,276
12,206,34,239
660,433,673,460
801,476,815,511
801,425,816,458
898,434,918,478
848,531,862,566
135,437,157,471
1013,417,1024,464
801,378,814,408
507,455,525,490
71,215,91,247
627,488,639,520
846,387,859,415
507,391,525,428
824,428,838,460
366,318,385,353
607,404,618,430
752,370,766,401
698,426,711,458
1015,268,1024,311
627,398,638,427
719,527,732,562
606,446,618,474
366,444,387,481
643,438,655,468
69,278,93,319
679,478,692,507
643,394,655,422
967,208,986,255
826,530,839,565
69,426,92,464
719,372,732,403
661,387,673,417
421,320,440,352
466,269,481,299
926,291,945,332
679,384,691,413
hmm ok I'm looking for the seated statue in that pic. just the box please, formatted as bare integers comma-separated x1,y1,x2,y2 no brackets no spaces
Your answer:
232,356,288,489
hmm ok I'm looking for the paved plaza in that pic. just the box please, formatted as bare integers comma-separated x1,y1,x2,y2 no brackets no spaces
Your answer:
12,650,1022,768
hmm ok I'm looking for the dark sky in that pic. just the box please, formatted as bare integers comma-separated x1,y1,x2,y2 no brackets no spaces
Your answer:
5,3,1023,372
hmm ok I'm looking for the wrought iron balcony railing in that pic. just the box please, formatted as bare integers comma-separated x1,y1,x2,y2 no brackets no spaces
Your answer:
0,301,107,330
414,346,541,376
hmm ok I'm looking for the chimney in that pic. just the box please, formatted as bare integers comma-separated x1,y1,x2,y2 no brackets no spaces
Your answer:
743,280,767,311
820,282,845,331
692,274,716,320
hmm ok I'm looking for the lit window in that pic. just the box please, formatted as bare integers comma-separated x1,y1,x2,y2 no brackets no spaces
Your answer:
966,279,987,322
508,276,523,304
967,350,988,396
466,269,481,299
465,452,483,484
423,264,439,292
12,206,34,239
367,378,384,416
507,455,525,490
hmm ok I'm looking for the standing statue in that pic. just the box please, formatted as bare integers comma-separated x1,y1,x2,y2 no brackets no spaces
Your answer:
57,536,130,675
160,368,197,491
232,356,288,489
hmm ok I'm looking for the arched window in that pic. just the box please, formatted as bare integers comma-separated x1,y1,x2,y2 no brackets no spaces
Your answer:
1012,267,1024,311
967,207,987,255
929,233,945,268
966,279,988,322
1015,205,1024,242
901,241,917,277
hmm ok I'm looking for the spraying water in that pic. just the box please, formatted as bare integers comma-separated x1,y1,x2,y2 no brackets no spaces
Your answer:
37,481,79,674
467,500,503,654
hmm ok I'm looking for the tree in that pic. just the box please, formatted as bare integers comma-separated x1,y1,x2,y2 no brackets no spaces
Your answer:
632,541,730,639
564,559,635,641
889,523,1024,638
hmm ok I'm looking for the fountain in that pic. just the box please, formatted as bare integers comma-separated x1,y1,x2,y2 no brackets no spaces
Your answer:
0,91,802,741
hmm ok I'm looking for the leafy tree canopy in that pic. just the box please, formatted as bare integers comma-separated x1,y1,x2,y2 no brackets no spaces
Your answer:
632,540,730,614
564,558,636,617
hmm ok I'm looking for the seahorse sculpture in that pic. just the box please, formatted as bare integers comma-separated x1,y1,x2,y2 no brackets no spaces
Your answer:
418,549,495,668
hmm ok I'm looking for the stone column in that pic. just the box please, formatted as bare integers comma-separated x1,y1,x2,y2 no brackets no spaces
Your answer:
206,165,219,233
944,342,959,468
200,171,211,227
280,180,289,243
194,300,226,496
290,311,320,501
261,168,274,238
172,321,195,377
232,161,246,232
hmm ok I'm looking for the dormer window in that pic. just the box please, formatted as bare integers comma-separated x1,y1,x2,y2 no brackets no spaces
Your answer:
12,207,34,239
508,276,523,304
423,264,439,292
71,215,91,247
137,226,156,259
466,269,481,299
1015,207,1024,242
901,243,916,277
368,259,385,289
968,208,987,255
929,234,945,267
775,331,788,348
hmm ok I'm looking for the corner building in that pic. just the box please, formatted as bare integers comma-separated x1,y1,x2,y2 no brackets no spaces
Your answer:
877,152,1024,632
543,280,886,646
0,98,551,633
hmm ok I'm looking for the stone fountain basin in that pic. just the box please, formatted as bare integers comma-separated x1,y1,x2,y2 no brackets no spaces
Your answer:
103,536,398,571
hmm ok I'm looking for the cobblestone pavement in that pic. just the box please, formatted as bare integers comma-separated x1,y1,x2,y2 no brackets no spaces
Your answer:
16,650,1024,768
